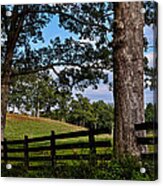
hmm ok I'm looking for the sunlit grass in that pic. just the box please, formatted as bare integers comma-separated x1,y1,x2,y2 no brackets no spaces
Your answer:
5,113,87,140
4,114,112,165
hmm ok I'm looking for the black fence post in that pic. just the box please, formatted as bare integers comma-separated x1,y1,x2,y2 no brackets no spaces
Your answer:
89,125,96,165
3,138,8,164
51,131,56,167
24,135,29,168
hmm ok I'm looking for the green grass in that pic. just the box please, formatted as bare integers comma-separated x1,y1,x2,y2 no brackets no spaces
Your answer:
5,113,112,143
5,114,88,140
5,113,112,147
4,114,112,165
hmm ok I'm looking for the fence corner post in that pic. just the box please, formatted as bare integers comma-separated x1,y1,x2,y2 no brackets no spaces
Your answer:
51,131,56,167
24,135,29,169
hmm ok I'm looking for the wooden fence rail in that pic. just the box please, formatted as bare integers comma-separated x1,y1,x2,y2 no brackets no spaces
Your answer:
135,122,158,131
2,122,157,169
134,121,158,160
1,127,112,168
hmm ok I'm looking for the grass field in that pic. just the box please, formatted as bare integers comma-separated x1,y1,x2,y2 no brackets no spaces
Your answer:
5,114,87,140
4,114,112,162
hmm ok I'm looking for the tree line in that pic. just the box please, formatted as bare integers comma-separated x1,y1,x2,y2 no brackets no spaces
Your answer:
8,72,114,131
8,72,155,132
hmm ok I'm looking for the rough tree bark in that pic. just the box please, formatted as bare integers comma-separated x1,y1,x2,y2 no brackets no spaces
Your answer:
113,2,146,157
1,62,12,142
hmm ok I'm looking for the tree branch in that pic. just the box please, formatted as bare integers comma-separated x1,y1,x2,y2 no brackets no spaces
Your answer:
22,9,111,32
6,6,27,55
51,66,60,77
11,60,113,77
11,63,82,77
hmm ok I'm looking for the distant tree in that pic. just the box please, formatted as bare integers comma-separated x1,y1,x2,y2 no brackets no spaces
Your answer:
8,72,58,117
66,94,96,127
145,103,156,122
66,95,114,131
92,101,113,132
52,90,72,121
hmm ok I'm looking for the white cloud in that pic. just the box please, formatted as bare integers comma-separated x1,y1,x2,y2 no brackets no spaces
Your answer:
79,37,100,49
79,38,96,45
144,25,157,46
145,51,157,67
73,83,113,104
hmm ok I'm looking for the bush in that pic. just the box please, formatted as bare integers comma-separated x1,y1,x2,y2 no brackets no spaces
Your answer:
1,156,156,180
1,163,28,177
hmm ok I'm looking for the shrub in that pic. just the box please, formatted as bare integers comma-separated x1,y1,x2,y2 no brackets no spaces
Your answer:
1,156,156,180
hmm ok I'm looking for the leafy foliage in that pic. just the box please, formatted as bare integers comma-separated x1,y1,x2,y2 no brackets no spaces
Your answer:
1,3,113,90
1,157,156,180
66,94,113,131
8,71,113,130
145,103,156,122
144,1,158,26
143,1,158,90
66,94,96,127
8,71,58,116
92,100,114,131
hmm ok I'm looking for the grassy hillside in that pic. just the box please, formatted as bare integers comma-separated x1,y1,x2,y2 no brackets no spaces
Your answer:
4,114,112,162
5,114,87,140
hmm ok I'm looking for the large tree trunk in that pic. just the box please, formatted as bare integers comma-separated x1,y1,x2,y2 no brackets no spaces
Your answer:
113,2,146,157
1,83,9,142
1,58,12,142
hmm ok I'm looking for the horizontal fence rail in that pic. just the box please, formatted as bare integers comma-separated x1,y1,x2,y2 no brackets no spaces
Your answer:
1,127,112,169
137,137,158,145
134,122,158,160
135,122,158,131
141,152,158,160
2,122,157,169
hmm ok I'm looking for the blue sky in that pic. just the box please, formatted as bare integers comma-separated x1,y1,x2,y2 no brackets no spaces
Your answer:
34,14,156,105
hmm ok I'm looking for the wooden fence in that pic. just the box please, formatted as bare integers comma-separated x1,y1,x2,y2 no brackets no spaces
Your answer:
135,121,158,160
1,127,112,169
1,122,158,169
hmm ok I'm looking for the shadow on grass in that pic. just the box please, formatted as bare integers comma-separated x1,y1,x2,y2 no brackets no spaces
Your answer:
1,156,156,180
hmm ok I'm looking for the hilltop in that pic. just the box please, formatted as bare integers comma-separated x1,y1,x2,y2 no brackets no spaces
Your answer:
5,114,87,140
